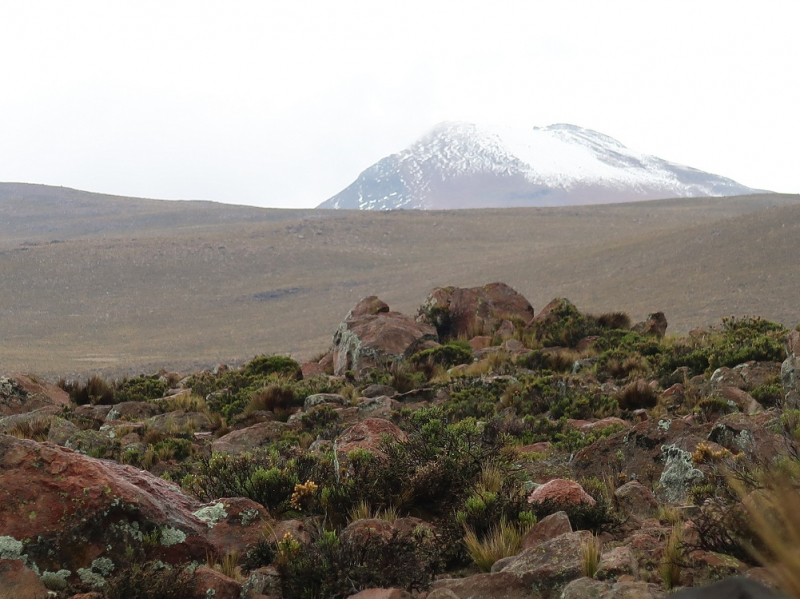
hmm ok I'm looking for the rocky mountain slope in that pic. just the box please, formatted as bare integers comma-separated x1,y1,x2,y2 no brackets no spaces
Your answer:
1,283,798,598
317,123,763,210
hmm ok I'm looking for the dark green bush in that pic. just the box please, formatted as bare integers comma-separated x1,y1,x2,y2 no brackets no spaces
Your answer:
116,375,169,403
411,342,473,369
102,561,193,599
276,527,439,599
245,355,303,380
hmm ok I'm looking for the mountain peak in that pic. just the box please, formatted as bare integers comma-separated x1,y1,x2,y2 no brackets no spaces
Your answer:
317,122,764,210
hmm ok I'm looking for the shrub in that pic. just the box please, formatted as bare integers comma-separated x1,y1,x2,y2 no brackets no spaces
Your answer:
276,527,439,598
411,342,473,369
103,561,193,599
6,417,51,441
245,354,302,379
115,375,169,403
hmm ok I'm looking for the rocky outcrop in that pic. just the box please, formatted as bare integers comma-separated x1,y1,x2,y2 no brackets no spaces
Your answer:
417,283,534,339
0,375,69,416
632,312,668,337
782,330,800,410
211,421,293,454
0,435,210,575
332,297,438,375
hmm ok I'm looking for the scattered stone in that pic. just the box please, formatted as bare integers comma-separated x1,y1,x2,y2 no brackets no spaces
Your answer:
527,479,596,507
500,530,592,594
596,546,638,581
614,480,658,520
562,577,667,599
429,572,531,599
520,511,572,550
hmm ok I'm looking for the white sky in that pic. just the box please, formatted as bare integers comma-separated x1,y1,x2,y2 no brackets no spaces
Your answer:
1,1,798,209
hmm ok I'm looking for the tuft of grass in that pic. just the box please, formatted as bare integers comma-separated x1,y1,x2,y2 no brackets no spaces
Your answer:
580,533,602,578
6,417,51,441
659,522,684,590
616,379,658,410
347,500,399,524
463,518,531,572
477,462,504,495
219,550,242,581
735,466,800,598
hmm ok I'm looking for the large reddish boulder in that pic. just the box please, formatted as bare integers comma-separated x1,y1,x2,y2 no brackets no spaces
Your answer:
527,479,596,507
332,297,438,375
0,559,49,599
0,435,211,574
336,418,407,457
0,374,69,416
417,283,534,339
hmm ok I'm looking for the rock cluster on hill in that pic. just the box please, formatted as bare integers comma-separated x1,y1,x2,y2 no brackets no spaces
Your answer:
1,282,797,599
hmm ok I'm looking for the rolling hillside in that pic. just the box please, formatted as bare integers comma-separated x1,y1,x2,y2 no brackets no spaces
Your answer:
1,184,799,379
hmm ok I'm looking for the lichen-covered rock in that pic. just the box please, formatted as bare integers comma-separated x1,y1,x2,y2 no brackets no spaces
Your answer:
669,575,777,598
499,530,592,593
417,282,534,339
211,420,293,454
0,435,211,575
614,481,658,520
333,297,438,375
562,577,667,598
428,572,531,599
193,567,242,599
596,546,638,581
658,444,705,503
0,375,69,417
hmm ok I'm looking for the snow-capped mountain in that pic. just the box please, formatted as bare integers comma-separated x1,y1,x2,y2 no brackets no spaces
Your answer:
316,122,763,210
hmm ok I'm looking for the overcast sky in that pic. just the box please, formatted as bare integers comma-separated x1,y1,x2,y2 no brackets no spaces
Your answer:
1,1,797,209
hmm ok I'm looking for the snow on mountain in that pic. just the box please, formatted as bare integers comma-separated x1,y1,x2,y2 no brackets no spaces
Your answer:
317,122,763,210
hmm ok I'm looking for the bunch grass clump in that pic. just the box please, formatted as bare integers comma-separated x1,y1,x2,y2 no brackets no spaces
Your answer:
463,517,532,572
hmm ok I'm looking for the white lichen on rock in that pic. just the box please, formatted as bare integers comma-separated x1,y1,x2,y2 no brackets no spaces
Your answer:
0,535,24,559
160,526,187,546
657,419,671,432
658,444,705,503
194,502,228,528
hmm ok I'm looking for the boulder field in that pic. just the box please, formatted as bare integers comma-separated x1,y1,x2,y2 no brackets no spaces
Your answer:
1,283,797,599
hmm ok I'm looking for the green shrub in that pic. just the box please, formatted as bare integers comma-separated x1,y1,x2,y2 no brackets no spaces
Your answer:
116,375,169,403
245,355,303,379
276,527,439,599
411,342,473,369
102,561,193,599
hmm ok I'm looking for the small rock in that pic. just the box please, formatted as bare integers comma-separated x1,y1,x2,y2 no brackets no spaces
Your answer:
527,479,596,507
